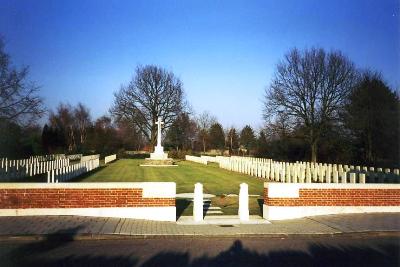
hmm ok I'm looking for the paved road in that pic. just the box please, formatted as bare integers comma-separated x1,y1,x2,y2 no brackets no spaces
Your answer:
0,234,399,266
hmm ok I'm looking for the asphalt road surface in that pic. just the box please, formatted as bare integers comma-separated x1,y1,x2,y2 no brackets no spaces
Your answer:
0,234,399,267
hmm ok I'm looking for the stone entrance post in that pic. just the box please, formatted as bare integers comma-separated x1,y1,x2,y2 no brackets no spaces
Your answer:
239,183,249,221
193,183,203,222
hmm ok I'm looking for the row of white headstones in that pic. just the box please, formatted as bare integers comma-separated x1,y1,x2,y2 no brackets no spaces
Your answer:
104,154,117,164
46,158,100,183
0,158,70,180
0,154,102,182
47,154,115,183
190,155,400,184
0,153,83,176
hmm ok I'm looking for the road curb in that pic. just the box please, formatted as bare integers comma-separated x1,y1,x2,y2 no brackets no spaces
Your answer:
0,231,399,241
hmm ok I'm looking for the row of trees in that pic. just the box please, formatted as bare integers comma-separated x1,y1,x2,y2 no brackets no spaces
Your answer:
0,35,398,167
42,103,146,156
164,111,260,155
264,48,399,166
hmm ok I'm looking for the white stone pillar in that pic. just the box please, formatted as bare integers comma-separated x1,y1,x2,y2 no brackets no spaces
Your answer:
239,183,249,221
193,183,203,222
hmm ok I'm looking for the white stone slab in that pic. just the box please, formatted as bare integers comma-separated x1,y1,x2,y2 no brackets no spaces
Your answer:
205,210,223,214
264,182,400,190
177,215,270,225
267,183,300,198
176,193,216,199
204,207,221,210
263,204,400,220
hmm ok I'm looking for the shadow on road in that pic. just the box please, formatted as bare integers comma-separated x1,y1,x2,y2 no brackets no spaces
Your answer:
141,239,399,267
4,225,138,267
4,234,399,266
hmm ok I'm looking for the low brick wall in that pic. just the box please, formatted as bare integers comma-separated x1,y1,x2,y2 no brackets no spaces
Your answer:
0,182,176,221
263,182,400,220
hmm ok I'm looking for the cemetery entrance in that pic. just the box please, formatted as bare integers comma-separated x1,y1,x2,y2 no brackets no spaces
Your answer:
176,181,263,221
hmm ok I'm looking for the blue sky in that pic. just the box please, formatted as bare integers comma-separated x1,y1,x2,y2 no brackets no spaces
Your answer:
1,0,399,129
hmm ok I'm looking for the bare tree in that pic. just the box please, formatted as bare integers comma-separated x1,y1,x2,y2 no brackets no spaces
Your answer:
110,65,184,147
196,111,217,153
116,118,146,151
264,48,356,162
264,113,293,141
226,126,239,154
74,103,91,145
0,38,44,125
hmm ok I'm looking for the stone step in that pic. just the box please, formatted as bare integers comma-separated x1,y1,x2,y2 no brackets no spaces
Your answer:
204,210,224,214
203,206,221,210
177,215,271,225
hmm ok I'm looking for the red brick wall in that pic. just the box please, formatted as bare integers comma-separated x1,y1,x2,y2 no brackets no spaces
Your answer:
264,187,400,206
0,188,175,209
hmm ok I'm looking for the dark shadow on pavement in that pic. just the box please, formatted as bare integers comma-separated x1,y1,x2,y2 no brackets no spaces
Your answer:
141,239,399,267
4,225,138,267
4,235,399,266
176,198,191,220
257,198,264,215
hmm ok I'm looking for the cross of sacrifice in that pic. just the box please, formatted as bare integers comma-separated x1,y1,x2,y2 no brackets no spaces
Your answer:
156,117,164,147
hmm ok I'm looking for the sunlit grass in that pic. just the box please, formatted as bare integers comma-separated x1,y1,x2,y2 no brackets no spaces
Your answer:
80,159,264,215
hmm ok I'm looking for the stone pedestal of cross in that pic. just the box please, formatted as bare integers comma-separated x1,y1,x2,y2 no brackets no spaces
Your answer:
149,117,169,160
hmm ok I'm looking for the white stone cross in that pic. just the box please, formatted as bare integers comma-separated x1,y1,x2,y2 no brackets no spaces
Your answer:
156,117,164,147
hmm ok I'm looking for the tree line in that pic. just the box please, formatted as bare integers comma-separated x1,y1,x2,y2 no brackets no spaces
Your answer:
0,36,398,167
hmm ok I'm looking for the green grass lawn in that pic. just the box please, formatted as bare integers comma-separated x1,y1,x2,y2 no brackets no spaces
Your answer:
77,159,265,216
78,159,263,195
